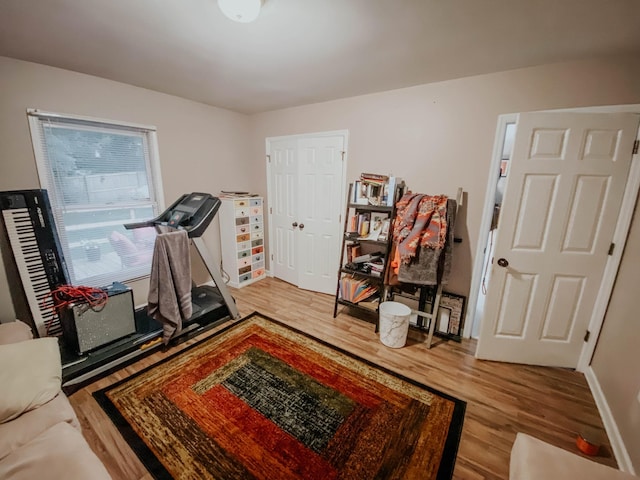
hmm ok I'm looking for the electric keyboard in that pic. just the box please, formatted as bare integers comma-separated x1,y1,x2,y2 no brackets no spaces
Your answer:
0,190,69,337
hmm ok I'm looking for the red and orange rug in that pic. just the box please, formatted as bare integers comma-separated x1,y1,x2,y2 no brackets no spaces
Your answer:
94,312,465,479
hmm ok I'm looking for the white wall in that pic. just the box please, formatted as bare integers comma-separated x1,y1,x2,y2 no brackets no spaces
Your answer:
249,54,640,298
591,195,640,472
0,56,251,315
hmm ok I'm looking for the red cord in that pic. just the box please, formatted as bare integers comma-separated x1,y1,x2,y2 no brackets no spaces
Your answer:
41,285,108,335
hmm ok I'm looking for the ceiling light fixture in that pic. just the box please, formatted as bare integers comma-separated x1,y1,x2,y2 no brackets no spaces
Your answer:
218,0,263,23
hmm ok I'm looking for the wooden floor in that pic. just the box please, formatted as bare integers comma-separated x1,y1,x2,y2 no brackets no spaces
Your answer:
69,277,617,479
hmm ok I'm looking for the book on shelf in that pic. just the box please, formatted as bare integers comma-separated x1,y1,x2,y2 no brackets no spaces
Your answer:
339,276,378,303
346,243,361,263
360,173,389,185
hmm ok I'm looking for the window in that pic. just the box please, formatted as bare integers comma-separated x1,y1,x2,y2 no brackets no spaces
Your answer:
28,110,164,287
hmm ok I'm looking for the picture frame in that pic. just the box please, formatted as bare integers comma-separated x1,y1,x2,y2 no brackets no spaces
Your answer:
500,159,509,177
353,181,369,205
437,292,466,340
377,218,391,242
365,212,388,240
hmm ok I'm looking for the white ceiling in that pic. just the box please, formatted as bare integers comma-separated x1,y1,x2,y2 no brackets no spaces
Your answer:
1,0,639,114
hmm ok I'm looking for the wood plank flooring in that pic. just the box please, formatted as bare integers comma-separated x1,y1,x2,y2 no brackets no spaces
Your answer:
68,277,617,479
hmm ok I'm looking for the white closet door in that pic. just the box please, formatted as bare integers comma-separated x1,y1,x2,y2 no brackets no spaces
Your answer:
267,132,347,294
297,135,345,294
269,139,298,286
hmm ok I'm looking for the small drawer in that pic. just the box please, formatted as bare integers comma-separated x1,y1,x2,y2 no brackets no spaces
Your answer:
252,268,265,278
236,224,250,235
250,215,262,224
237,241,250,251
252,253,263,263
235,217,249,226
236,233,250,243
251,239,263,248
237,250,251,259
253,260,265,270
239,273,251,283
235,208,249,218
234,200,248,208
250,198,262,207
252,224,263,232
238,257,251,268
238,265,252,275
251,231,264,240
250,207,261,216
251,245,264,255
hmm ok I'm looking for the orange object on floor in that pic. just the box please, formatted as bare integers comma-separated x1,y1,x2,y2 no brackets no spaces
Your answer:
576,431,601,456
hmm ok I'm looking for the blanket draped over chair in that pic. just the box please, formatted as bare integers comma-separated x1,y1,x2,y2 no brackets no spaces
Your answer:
391,193,457,286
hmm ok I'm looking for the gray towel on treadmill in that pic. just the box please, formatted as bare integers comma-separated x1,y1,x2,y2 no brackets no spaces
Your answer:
148,229,192,344
398,199,457,285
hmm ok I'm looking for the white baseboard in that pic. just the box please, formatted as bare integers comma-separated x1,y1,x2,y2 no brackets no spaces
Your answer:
584,367,636,474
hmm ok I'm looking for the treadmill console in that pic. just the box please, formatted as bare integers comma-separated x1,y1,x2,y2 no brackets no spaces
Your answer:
125,192,221,238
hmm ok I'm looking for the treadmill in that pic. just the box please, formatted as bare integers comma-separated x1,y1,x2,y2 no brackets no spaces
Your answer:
125,192,241,324
61,193,241,390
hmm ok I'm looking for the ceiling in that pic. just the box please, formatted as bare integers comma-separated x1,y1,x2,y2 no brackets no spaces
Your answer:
1,0,639,114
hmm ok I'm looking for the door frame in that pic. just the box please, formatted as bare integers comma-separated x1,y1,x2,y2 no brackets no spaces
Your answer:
265,129,349,284
467,107,640,373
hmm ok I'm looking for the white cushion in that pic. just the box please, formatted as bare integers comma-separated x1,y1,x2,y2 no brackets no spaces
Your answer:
0,338,61,423
510,433,635,480
0,321,33,345
0,422,112,480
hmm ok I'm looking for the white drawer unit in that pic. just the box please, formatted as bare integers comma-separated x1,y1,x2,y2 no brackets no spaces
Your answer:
220,196,266,288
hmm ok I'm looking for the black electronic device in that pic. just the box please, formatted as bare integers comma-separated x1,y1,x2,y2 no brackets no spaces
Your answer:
60,282,136,355
124,192,220,238
0,189,70,337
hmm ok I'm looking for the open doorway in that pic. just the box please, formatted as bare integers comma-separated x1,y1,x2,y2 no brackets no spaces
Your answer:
470,121,515,338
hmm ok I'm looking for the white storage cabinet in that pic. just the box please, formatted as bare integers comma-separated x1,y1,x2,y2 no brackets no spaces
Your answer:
219,196,266,288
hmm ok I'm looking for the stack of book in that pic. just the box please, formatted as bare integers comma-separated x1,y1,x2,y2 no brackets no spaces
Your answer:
352,174,402,206
364,258,384,277
339,277,377,303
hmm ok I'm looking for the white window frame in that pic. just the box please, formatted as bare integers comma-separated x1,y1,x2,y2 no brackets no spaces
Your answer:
27,108,165,286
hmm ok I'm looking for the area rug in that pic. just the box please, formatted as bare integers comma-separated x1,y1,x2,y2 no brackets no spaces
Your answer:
94,312,465,479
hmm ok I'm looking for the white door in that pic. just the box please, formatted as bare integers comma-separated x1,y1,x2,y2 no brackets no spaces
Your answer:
269,139,298,286
297,136,345,294
267,132,347,295
476,112,639,368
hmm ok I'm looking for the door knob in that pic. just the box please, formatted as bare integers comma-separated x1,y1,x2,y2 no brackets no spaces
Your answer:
299,223,305,230
497,258,509,267
292,222,298,228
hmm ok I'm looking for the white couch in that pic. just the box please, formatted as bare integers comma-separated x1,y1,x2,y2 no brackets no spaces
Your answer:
510,432,636,480
0,321,111,480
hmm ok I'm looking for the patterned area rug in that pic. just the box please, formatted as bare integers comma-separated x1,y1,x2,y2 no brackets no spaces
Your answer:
94,312,465,479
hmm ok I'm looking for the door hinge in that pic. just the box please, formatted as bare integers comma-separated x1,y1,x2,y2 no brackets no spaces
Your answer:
267,154,271,163
633,140,639,155
608,243,615,256
584,330,591,342
271,254,274,261
270,207,272,214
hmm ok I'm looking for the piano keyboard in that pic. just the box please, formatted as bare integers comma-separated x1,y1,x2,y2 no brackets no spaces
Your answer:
1,190,69,338
3,208,63,336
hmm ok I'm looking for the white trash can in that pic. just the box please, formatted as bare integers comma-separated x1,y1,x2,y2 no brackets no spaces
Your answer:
378,301,411,348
